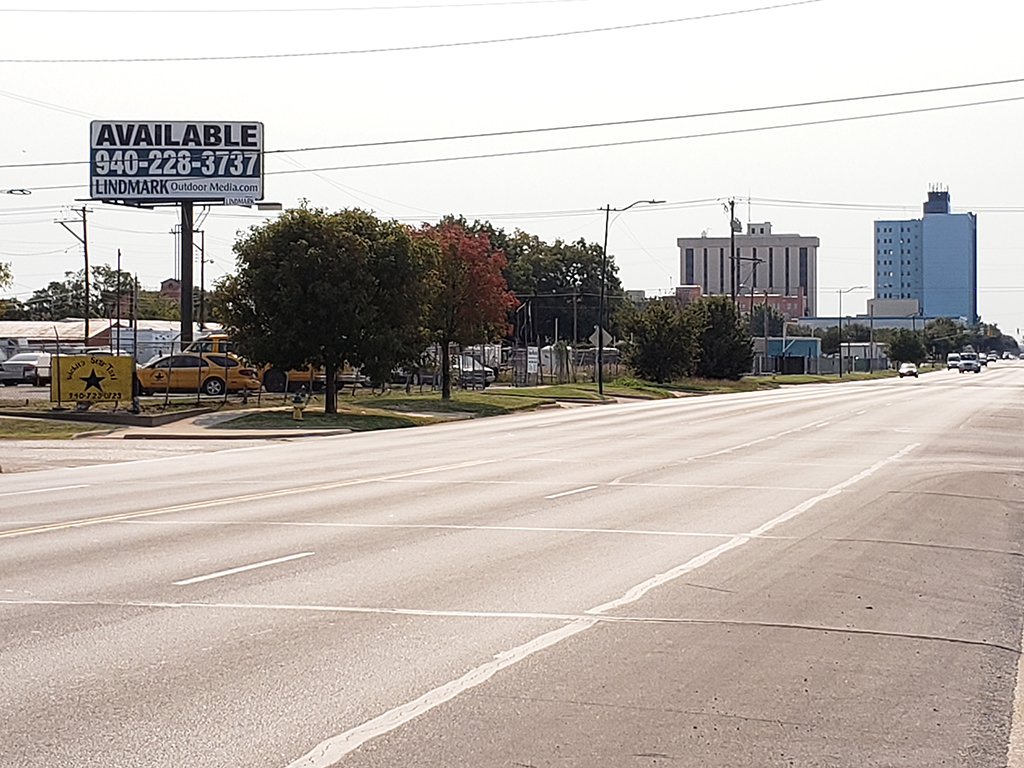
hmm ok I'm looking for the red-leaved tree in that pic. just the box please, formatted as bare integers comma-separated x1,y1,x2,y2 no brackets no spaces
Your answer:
418,220,517,400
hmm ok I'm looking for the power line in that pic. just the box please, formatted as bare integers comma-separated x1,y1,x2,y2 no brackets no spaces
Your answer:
750,196,1024,214
0,88,97,119
265,76,1024,156
5,75,1023,172
0,0,824,63
263,94,1024,176
1,0,601,12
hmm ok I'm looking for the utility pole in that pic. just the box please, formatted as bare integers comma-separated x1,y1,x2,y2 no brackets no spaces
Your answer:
180,201,194,348
763,290,769,374
868,303,874,373
116,248,122,355
56,206,91,343
729,198,737,302
198,229,207,329
838,290,844,378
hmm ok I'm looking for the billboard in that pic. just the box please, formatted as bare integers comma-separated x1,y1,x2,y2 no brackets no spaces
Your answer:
89,121,263,204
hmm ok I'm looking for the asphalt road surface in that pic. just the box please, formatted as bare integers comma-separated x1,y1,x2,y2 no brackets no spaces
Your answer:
2,365,1023,767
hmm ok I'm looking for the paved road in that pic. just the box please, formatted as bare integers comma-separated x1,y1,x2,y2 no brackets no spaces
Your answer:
2,365,1023,767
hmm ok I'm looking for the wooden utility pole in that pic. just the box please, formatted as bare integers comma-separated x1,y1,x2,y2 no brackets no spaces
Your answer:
180,201,194,347
57,206,91,342
729,198,737,302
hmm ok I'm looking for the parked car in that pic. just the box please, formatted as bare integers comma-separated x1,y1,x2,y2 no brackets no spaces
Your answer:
135,353,261,396
184,334,370,393
456,356,496,389
0,352,52,386
898,362,919,378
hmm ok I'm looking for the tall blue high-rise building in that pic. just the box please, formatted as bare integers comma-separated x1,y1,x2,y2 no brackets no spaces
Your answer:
873,189,977,322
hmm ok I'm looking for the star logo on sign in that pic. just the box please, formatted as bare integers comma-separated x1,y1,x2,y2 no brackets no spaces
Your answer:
80,368,105,392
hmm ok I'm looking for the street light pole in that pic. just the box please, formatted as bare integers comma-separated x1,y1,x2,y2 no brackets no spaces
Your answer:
598,199,663,397
837,285,866,378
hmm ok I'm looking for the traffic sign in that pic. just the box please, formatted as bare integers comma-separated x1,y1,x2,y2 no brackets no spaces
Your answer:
589,326,613,347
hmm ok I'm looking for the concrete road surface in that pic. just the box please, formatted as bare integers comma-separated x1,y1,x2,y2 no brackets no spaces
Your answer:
1,364,1023,767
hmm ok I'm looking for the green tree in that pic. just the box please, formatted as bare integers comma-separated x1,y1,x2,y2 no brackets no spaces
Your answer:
620,299,696,382
0,262,12,318
843,322,871,342
500,231,617,345
885,327,926,364
136,290,181,321
1,298,28,320
441,219,619,344
922,317,966,359
817,326,839,356
418,220,516,400
25,265,138,320
684,295,753,380
218,205,430,413
747,303,785,337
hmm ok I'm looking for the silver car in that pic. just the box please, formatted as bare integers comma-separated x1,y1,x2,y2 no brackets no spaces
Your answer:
0,352,52,386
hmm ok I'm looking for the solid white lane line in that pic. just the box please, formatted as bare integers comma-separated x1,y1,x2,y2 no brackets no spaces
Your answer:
173,552,314,586
284,442,920,768
545,485,598,499
0,484,90,499
1007,617,1024,766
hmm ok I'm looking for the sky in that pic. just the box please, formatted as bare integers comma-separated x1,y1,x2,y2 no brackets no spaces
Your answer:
1,0,1022,337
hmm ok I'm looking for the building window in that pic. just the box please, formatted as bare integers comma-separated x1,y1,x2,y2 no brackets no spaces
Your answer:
703,248,708,289
768,247,774,288
799,247,808,293
685,248,694,285
719,248,725,293
785,247,791,295
751,247,757,288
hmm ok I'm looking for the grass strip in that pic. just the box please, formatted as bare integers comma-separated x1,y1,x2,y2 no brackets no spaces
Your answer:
0,416,109,440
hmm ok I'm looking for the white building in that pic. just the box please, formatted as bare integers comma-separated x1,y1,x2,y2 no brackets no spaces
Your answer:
676,222,819,317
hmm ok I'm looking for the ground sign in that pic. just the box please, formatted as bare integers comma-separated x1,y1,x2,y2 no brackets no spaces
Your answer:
89,121,264,204
51,355,134,403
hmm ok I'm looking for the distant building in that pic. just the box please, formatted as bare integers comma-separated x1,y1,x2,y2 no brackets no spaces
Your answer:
674,285,702,305
160,278,181,301
734,292,808,320
874,189,976,322
624,289,647,307
676,222,819,316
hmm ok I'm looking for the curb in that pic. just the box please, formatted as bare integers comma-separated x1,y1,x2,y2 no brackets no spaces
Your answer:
122,429,352,440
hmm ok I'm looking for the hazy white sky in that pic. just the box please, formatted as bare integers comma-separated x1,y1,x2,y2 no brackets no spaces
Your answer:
1,0,1022,335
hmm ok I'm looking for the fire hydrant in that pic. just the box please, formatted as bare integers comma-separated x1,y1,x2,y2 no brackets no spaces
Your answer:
292,390,307,421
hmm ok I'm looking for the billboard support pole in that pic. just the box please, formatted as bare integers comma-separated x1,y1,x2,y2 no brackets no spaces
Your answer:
180,201,194,347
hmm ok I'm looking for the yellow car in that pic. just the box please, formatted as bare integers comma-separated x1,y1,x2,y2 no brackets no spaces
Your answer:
135,353,261,396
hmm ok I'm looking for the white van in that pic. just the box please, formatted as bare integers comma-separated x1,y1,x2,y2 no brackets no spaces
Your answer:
946,352,960,370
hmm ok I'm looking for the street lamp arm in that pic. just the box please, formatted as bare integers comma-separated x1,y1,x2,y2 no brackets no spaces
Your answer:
597,199,665,396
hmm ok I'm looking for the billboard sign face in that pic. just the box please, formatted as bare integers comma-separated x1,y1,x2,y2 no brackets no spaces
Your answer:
89,121,263,204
